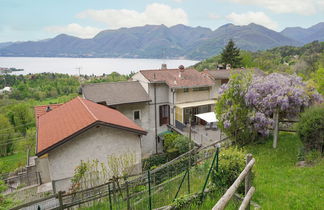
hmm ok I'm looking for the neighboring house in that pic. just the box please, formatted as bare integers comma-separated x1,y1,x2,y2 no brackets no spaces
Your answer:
0,86,12,94
203,68,265,85
132,66,217,129
83,66,217,157
34,97,146,192
82,65,264,158
82,81,153,157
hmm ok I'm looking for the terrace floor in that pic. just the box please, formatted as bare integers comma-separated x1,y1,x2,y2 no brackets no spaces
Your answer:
182,124,224,146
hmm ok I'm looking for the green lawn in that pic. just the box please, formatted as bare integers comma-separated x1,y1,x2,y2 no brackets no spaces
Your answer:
0,152,26,175
247,133,324,210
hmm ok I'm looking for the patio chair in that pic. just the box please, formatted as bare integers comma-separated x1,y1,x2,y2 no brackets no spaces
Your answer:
211,122,218,130
205,122,211,130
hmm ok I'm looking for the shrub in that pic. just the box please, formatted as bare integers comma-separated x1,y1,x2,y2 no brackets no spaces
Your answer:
296,105,324,153
305,150,322,163
211,147,246,193
142,153,168,170
163,133,194,158
0,180,14,209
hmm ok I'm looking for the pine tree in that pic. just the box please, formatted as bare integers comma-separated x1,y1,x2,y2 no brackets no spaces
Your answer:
220,39,242,68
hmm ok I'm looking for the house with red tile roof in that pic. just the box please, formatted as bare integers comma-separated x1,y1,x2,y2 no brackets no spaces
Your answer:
82,65,218,157
132,65,217,127
82,65,265,157
34,97,146,192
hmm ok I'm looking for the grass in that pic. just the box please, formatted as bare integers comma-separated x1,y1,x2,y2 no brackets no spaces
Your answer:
17,131,321,210
246,132,324,210
0,152,26,175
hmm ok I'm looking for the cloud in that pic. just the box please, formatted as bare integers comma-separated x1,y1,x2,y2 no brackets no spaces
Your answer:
44,23,101,38
226,11,278,30
76,3,188,29
226,0,324,15
208,13,221,20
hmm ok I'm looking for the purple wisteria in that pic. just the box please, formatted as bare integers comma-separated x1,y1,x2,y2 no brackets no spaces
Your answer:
245,73,322,135
217,72,323,138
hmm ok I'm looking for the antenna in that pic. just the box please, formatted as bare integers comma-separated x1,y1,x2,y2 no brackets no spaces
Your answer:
75,66,82,85
75,66,81,76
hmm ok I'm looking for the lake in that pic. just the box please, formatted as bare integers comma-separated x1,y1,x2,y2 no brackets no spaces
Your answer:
0,57,199,75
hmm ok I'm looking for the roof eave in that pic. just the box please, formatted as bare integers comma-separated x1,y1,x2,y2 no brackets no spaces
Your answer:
172,84,214,89
107,100,152,106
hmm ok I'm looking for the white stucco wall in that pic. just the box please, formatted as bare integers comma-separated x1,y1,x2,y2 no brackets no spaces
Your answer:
132,72,149,93
47,126,142,184
148,83,169,104
114,102,157,158
35,156,51,183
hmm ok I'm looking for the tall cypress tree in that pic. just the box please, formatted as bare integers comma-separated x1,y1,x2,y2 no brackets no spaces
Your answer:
220,39,242,68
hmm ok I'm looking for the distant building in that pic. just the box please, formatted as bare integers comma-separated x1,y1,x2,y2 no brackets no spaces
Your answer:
34,97,146,192
203,67,265,85
0,86,12,94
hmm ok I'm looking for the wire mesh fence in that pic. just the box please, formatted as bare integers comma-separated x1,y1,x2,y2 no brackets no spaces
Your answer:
11,142,223,210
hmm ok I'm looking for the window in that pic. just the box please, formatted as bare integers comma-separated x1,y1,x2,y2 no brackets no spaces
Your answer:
183,88,189,92
159,105,170,126
221,79,229,85
133,110,141,120
193,87,209,91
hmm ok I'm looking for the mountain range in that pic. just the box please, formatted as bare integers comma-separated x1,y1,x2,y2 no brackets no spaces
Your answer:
0,22,323,60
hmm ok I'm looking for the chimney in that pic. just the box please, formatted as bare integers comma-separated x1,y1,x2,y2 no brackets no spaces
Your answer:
217,64,224,70
161,64,167,70
178,65,185,79
178,65,185,72
226,64,231,70
46,106,52,112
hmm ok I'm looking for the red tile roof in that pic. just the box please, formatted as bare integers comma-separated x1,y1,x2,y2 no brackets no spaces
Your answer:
34,104,62,119
203,68,265,80
36,97,146,156
139,68,214,88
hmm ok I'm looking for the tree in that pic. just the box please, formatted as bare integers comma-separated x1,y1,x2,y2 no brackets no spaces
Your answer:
220,39,242,68
7,104,34,136
311,67,324,95
215,72,256,145
217,72,322,148
245,73,323,148
0,114,15,157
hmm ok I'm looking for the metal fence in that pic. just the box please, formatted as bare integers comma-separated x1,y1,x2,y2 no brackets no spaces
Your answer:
11,140,226,210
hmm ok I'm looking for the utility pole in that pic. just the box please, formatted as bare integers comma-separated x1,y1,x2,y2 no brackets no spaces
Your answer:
76,66,82,85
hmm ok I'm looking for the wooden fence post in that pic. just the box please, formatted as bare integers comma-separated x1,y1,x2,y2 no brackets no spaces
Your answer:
273,109,279,148
245,154,252,210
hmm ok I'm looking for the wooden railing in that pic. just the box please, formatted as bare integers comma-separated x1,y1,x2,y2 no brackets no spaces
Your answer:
212,154,255,210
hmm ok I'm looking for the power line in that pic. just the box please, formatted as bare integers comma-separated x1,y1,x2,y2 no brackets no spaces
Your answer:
0,139,29,147
0,122,34,133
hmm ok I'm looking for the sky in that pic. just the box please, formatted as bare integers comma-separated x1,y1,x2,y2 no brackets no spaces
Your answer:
0,0,323,42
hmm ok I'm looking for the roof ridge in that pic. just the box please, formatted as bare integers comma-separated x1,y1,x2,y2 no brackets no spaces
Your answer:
83,80,138,87
77,96,98,121
35,103,62,108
